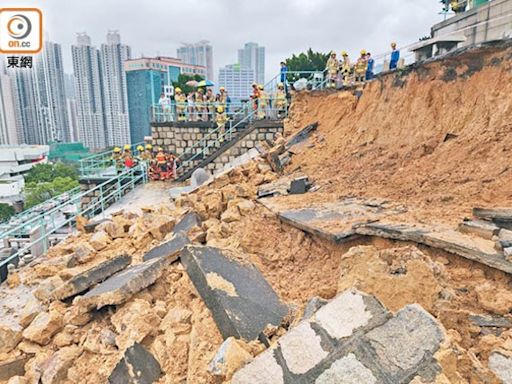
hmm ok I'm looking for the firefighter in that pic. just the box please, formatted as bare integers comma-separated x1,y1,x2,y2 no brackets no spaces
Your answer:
166,151,179,178
258,84,268,119
250,83,260,113
195,88,205,121
112,147,123,173
175,87,187,122
218,86,227,110
141,144,153,162
355,49,368,84
122,144,135,168
340,51,351,87
325,51,338,89
215,106,229,143
206,88,216,121
275,82,287,118
155,147,168,174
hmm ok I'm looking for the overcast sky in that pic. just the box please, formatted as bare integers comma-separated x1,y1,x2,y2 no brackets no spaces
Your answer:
14,0,443,81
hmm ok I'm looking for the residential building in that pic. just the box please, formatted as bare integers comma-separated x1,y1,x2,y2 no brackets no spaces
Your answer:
218,64,255,102
71,33,106,150
177,41,214,80
64,73,79,142
238,42,265,85
0,63,19,145
101,31,131,146
125,57,206,143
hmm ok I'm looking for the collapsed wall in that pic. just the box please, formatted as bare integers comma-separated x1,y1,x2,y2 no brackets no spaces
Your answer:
0,42,511,384
285,41,512,226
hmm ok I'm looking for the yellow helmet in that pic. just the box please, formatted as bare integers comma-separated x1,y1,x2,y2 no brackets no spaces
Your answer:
113,147,121,153
219,86,225,91
278,82,284,88
175,87,182,93
330,51,336,56
217,106,224,113
360,49,367,55
136,145,144,151
258,84,264,90
157,147,163,151
145,144,153,150
123,144,131,150
341,51,348,56
391,42,397,48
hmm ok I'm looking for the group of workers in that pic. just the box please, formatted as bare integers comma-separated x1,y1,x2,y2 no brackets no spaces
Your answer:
111,144,179,181
325,42,400,88
158,86,231,122
250,81,288,119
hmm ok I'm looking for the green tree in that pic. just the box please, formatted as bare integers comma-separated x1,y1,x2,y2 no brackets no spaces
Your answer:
172,74,204,96
25,162,78,183
0,203,15,222
24,177,79,209
284,48,330,73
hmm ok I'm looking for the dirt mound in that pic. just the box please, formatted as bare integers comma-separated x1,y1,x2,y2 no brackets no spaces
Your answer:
284,43,512,226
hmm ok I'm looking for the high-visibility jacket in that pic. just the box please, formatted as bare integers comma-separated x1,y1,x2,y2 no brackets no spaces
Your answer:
341,58,351,73
216,112,228,126
326,57,338,74
259,91,268,107
156,152,166,164
275,89,287,108
355,57,368,74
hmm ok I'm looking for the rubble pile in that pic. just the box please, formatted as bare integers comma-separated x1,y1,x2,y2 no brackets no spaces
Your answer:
0,43,512,383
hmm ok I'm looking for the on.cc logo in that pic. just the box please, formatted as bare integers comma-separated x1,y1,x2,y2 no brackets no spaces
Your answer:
7,14,32,39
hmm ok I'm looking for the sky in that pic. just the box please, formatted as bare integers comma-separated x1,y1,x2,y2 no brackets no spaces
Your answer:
12,0,444,81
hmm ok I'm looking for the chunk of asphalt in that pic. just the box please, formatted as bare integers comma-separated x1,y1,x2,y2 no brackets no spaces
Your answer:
108,342,161,384
73,256,170,311
143,232,190,262
173,212,201,234
181,245,289,340
53,254,132,300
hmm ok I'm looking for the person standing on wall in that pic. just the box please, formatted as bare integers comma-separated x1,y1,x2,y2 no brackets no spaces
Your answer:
280,61,288,93
390,42,400,70
366,52,375,80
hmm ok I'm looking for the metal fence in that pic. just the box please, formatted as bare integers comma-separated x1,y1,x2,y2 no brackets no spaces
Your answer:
79,141,145,177
0,164,147,269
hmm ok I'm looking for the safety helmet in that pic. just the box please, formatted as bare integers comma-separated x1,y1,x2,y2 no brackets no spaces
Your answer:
136,145,144,151
219,86,225,91
330,51,336,56
123,144,131,150
113,147,121,153
252,82,257,87
258,84,264,90
175,87,181,93
217,106,224,113
157,147,163,151
278,82,284,88
341,51,348,56
145,144,153,150
360,49,367,56
391,42,397,48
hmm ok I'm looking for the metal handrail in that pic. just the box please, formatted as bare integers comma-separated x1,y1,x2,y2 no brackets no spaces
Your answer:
0,164,148,268
79,141,145,177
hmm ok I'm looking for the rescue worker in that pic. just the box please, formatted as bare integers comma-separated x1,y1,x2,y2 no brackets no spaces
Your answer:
250,83,260,113
274,82,287,118
166,151,179,178
258,84,268,119
111,147,123,173
215,106,229,142
390,42,400,70
354,49,368,84
175,87,187,122
325,51,338,89
155,147,168,174
122,144,134,168
206,88,216,121
218,87,227,111
134,145,145,166
340,51,351,87
141,144,153,162
195,88,205,121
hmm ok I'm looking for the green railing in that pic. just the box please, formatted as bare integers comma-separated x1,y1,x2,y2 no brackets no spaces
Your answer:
0,164,147,269
79,141,145,178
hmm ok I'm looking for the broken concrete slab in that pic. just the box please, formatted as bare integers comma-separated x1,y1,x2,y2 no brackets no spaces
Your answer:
284,122,318,150
41,345,82,384
489,352,512,384
233,290,441,384
473,207,512,221
52,254,132,300
302,296,328,320
208,337,254,380
288,176,311,195
277,199,402,243
108,342,162,384
142,232,190,262
83,218,110,234
173,212,201,234
257,174,305,198
0,356,30,381
73,255,170,311
469,314,512,328
0,324,22,354
458,219,500,240
267,151,284,175
181,245,289,340
356,221,512,274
